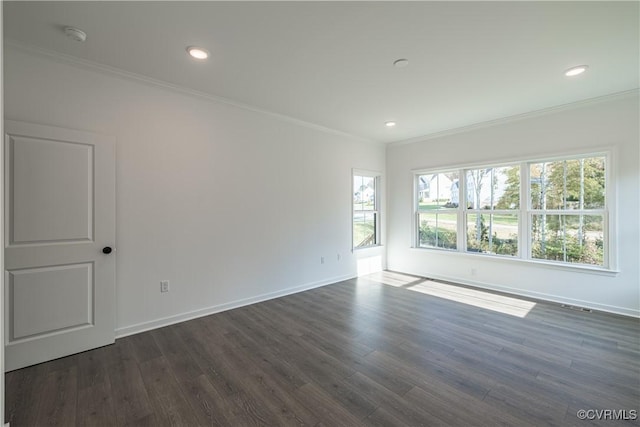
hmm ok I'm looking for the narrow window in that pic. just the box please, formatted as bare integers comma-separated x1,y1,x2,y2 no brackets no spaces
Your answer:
353,174,379,248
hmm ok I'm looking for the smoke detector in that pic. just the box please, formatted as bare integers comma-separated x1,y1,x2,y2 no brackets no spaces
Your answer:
64,27,87,42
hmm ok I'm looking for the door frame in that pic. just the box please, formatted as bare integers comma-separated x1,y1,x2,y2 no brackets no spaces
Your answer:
1,2,6,422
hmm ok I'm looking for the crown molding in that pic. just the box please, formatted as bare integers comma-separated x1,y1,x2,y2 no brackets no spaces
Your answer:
4,40,378,145
388,88,640,148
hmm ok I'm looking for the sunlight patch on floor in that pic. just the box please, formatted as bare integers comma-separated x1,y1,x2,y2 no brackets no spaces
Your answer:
364,270,421,287
407,280,537,318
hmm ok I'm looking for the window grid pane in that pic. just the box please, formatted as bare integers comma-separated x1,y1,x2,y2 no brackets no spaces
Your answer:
418,213,457,250
466,213,518,256
466,166,520,210
418,171,460,211
353,211,377,248
530,157,605,211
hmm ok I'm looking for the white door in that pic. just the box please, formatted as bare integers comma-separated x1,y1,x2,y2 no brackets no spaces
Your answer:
4,120,115,371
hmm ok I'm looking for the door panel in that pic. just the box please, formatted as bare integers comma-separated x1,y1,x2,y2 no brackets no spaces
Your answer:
4,120,115,371
9,263,93,341
10,136,93,244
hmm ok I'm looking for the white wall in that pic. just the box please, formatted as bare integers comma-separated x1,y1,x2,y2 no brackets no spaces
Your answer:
387,93,640,317
4,47,386,335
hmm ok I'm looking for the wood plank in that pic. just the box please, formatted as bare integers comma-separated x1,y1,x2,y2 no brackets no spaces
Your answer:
76,348,109,391
34,367,78,426
77,382,117,426
293,383,366,426
4,365,44,426
125,332,163,364
107,359,154,425
175,374,235,426
137,356,202,426
150,326,203,381
405,385,537,427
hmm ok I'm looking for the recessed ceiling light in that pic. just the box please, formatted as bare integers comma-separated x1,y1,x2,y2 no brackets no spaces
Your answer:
187,46,209,60
385,121,397,127
64,27,87,42
393,59,409,68
565,65,588,77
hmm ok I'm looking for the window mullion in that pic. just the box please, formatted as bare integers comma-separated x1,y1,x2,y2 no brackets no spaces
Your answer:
415,173,420,248
603,210,609,269
458,168,466,252
521,161,530,260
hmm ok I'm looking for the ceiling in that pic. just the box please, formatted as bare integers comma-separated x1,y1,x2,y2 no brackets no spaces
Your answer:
4,1,639,144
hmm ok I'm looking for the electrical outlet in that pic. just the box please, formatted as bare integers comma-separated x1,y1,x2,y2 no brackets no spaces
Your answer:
160,280,170,293
470,268,477,276
320,256,325,264
337,253,341,261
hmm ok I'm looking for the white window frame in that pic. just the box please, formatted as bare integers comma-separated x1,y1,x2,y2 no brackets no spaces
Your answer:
352,170,381,250
412,150,615,272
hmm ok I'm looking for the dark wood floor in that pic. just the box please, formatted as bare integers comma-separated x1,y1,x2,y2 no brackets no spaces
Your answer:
5,271,640,426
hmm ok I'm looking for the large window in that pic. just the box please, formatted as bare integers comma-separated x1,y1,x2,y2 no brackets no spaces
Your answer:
353,173,379,248
415,153,610,269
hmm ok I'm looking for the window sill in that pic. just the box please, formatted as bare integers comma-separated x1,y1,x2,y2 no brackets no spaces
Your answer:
409,246,619,276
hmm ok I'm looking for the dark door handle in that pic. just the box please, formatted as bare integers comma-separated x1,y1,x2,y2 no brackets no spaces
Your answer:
102,246,113,254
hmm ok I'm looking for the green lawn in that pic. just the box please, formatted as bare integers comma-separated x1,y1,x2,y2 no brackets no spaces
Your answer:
418,203,446,210
474,214,519,225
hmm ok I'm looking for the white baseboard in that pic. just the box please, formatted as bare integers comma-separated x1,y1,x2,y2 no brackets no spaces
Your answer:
115,273,355,338
415,272,640,318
